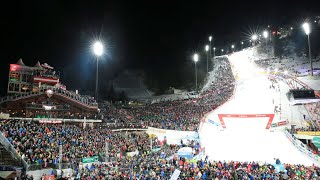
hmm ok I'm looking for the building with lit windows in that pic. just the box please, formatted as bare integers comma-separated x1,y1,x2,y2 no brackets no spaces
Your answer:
0,59,100,123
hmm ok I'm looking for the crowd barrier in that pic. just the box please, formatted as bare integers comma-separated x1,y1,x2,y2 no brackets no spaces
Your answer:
284,129,320,162
26,163,76,171
146,127,199,144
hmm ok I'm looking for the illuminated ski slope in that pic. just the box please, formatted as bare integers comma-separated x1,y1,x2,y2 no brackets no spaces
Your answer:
200,49,320,166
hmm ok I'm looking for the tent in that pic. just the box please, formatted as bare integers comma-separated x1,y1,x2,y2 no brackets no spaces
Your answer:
177,147,194,159
312,137,320,149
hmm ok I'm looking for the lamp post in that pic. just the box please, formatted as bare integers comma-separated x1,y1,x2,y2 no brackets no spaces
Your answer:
302,22,313,76
213,47,216,59
205,45,209,73
263,30,269,58
193,53,199,92
221,49,224,55
209,36,212,60
241,42,244,50
231,44,235,52
92,41,103,101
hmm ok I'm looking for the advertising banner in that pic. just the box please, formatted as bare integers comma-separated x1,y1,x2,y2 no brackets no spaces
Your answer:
0,113,10,119
277,121,288,126
218,114,275,129
39,120,62,124
147,127,166,135
82,156,98,163
297,131,320,136
42,175,55,180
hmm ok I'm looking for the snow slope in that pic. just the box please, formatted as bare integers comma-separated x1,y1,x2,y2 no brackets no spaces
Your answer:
199,48,320,166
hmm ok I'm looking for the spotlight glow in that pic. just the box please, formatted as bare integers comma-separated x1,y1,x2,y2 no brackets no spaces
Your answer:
263,31,268,38
302,22,310,35
205,45,209,51
93,41,104,56
252,34,258,41
193,53,199,62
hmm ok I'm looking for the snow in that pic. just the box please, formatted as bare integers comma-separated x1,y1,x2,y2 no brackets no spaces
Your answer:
199,47,320,166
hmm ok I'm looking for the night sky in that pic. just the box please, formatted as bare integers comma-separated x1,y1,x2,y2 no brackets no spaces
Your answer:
0,0,319,96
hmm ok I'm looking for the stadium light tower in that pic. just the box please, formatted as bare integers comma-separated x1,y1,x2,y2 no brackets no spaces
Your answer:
193,53,199,92
302,22,313,76
92,41,104,101
205,45,209,73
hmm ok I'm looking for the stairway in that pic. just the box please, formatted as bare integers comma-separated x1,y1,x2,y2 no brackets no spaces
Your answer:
0,143,21,167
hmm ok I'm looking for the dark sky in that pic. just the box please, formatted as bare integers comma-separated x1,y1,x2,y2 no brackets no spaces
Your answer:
0,0,319,96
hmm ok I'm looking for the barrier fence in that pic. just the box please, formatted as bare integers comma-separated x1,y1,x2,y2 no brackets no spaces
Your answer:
285,128,320,162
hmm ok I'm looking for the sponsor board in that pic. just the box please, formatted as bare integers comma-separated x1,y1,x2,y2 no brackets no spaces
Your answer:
147,127,166,135
39,120,62,124
271,121,288,128
147,127,199,145
0,113,10,119
218,114,274,129
297,131,320,136
82,156,98,163
277,121,288,126
127,150,139,157
42,175,55,180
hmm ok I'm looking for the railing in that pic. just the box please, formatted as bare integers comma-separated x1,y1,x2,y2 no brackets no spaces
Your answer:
0,86,98,108
0,132,28,169
27,162,76,171
26,103,70,111
99,124,147,130
285,128,320,162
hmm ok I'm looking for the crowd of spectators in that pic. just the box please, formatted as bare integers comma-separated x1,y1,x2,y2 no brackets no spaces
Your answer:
0,120,158,168
76,156,320,179
294,126,320,132
2,118,320,179
101,57,235,131
3,56,320,179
